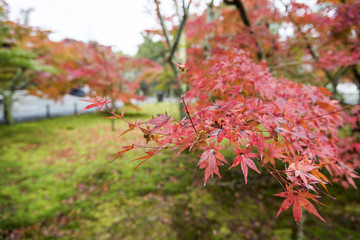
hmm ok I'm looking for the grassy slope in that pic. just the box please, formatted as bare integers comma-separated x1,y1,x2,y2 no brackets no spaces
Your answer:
0,102,359,239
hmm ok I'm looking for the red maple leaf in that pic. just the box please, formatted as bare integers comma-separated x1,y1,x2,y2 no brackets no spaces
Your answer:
229,147,260,184
275,188,326,224
112,144,135,162
286,157,320,187
132,149,160,170
198,148,228,186
146,112,174,135
78,97,111,114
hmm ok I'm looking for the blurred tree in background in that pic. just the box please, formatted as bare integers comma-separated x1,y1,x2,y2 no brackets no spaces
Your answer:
136,32,166,64
136,32,168,96
0,2,55,124
0,0,164,124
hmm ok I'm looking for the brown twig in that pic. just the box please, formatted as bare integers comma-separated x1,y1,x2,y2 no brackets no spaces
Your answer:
223,0,265,61
263,163,287,190
301,103,360,122
181,95,198,132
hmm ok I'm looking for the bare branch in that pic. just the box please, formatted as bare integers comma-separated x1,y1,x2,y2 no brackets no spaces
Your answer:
181,95,198,132
154,0,172,49
223,0,235,5
302,103,360,122
279,0,345,92
168,0,191,62
224,0,265,61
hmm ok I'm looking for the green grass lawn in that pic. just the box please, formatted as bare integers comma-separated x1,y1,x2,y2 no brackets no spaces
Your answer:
0,102,359,239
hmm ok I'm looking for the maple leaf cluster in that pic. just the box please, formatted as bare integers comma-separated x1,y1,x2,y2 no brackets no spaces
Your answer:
184,0,360,99
81,48,359,224
78,0,360,224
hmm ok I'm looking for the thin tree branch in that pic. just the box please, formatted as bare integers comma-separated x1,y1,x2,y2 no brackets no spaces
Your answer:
174,0,181,19
301,103,360,122
269,61,303,69
181,95,198,132
224,0,265,61
154,0,172,49
168,0,191,62
154,0,191,97
279,0,342,91
209,0,215,8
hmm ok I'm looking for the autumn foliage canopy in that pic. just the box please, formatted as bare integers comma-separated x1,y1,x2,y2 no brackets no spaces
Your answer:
79,0,360,224
82,48,359,224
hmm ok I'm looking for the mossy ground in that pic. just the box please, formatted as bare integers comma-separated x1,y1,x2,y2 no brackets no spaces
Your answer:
0,102,359,239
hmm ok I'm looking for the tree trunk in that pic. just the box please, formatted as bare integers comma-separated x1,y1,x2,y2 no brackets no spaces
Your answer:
2,92,14,125
332,81,338,97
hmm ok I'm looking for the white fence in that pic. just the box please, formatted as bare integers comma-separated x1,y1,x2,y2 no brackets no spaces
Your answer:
0,92,123,124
